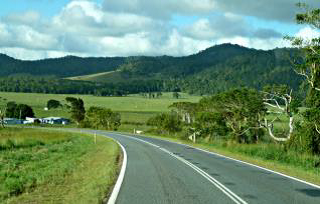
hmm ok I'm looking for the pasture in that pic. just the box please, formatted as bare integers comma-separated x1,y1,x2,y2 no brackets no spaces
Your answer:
0,92,201,123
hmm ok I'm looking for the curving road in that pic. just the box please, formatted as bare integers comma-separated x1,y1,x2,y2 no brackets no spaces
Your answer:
83,130,320,204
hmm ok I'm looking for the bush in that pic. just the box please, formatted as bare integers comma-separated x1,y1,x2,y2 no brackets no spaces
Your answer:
83,107,121,130
147,112,182,134
47,99,61,110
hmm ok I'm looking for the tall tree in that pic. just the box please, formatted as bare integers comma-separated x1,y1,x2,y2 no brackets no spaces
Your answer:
66,97,86,125
261,85,299,142
5,102,17,118
14,104,35,119
200,88,267,143
286,3,320,154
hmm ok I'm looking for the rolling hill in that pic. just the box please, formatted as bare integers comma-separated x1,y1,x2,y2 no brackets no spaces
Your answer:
0,43,303,95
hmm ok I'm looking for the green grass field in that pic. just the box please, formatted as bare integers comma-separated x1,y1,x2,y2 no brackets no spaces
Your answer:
0,92,201,123
0,128,120,203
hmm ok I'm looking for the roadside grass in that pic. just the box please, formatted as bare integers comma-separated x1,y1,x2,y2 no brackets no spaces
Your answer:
0,128,120,204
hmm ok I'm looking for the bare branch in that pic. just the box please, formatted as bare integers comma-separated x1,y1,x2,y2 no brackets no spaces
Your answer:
263,102,284,111
263,98,284,111
293,68,311,82
315,123,320,135
263,118,292,142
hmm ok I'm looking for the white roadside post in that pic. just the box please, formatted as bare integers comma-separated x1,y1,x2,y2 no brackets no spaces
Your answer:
188,128,196,143
94,132,97,144
193,132,196,143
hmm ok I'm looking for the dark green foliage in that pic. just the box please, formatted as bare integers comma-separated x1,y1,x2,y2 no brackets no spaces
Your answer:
5,102,17,118
83,107,121,130
47,100,61,110
199,88,267,143
147,112,182,134
0,75,163,96
195,112,229,140
65,97,85,124
5,102,34,119
169,102,198,124
14,104,35,120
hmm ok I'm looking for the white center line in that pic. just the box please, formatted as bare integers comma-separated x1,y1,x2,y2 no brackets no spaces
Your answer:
113,133,248,204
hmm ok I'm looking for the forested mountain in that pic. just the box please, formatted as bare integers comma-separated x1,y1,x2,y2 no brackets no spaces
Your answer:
0,54,125,77
113,44,303,94
0,43,303,95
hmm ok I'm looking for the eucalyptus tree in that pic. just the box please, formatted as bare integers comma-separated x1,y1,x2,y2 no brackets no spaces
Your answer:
261,85,299,142
285,3,320,154
66,97,86,125
201,88,266,143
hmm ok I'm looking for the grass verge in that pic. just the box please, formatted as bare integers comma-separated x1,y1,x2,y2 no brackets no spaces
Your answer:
0,128,120,204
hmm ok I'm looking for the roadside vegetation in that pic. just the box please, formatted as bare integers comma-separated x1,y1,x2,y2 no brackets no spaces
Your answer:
0,128,120,203
140,3,320,184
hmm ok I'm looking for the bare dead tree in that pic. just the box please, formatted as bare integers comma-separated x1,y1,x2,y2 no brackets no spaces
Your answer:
261,86,295,142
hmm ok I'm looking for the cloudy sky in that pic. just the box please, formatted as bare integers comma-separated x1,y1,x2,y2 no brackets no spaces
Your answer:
0,0,319,60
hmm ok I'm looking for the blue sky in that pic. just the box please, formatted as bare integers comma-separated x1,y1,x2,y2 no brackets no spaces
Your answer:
0,0,319,60
0,0,68,18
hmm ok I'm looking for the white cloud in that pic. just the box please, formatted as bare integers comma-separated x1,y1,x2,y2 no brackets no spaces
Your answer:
295,26,320,40
0,23,58,51
3,11,41,26
216,37,289,50
184,14,281,41
0,0,304,60
102,0,216,19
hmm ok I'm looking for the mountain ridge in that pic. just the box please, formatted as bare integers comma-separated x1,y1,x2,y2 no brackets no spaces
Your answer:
0,43,302,95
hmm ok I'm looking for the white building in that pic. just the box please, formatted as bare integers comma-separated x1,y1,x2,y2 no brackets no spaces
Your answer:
24,117,41,124
42,117,69,125
4,118,24,125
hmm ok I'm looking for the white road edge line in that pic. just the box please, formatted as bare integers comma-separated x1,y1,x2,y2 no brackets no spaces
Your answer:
107,140,127,204
114,133,247,204
179,143,320,189
118,133,320,190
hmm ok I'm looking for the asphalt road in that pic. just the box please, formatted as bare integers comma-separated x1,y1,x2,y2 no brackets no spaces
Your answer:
86,130,320,204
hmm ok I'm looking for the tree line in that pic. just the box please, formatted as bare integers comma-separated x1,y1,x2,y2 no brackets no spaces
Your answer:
0,75,163,96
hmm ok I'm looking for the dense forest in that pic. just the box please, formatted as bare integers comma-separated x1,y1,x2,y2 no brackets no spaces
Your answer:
0,43,304,95
0,54,125,77
0,75,162,96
